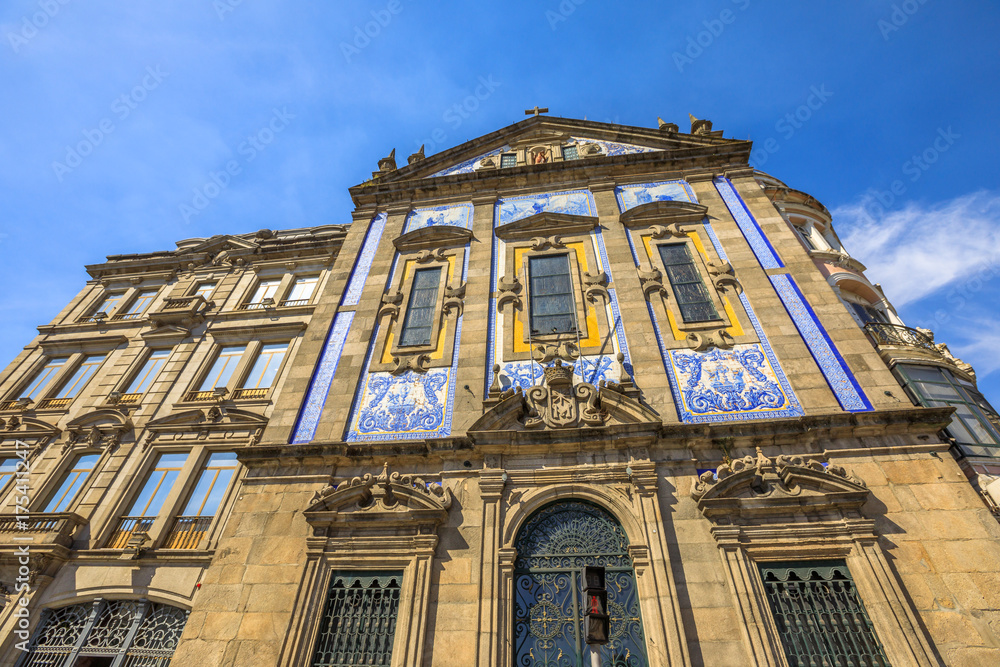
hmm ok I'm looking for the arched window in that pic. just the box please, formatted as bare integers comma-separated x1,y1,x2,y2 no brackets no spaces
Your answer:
513,501,648,666
16,599,187,667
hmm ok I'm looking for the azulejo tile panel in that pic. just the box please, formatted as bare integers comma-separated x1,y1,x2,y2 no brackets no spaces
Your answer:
668,344,800,420
496,189,595,226
712,177,872,413
429,146,509,178
499,355,617,393
343,212,389,307
569,136,660,157
291,311,355,444
403,203,474,233
615,180,696,211
348,369,451,439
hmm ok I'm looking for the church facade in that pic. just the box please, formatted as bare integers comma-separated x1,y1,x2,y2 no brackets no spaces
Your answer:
2,114,1000,666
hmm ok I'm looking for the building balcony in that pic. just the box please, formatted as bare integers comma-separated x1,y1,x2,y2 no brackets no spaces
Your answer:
148,295,213,328
106,516,155,550
0,512,87,548
35,397,72,410
864,322,976,380
231,388,268,400
162,516,213,550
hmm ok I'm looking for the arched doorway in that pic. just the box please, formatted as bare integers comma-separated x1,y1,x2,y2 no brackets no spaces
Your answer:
513,500,648,666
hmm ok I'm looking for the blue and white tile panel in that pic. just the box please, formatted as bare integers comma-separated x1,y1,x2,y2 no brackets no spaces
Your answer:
346,249,469,441
568,137,661,157
495,189,595,226
403,203,474,233
429,146,510,178
343,212,389,307
617,180,803,423
712,177,871,412
291,312,356,443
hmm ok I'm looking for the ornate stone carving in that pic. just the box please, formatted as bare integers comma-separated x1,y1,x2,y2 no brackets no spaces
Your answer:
522,360,603,429
442,283,466,316
497,275,523,310
707,260,742,294
415,247,448,264
529,235,565,251
686,328,735,352
531,341,580,364
650,222,687,239
309,462,451,513
391,352,431,375
66,410,133,451
583,271,609,303
638,266,668,298
379,289,404,318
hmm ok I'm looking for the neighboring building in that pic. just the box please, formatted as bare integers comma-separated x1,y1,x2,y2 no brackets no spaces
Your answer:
2,114,1000,666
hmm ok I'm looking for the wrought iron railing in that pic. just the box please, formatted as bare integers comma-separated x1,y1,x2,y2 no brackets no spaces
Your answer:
238,302,270,311
110,312,144,321
36,397,72,410
279,298,310,307
106,517,155,549
232,388,268,400
162,516,212,549
117,393,142,405
0,513,87,547
863,322,936,351
183,390,217,402
0,399,18,411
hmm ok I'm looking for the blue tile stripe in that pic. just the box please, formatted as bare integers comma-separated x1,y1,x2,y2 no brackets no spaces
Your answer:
291,311,355,444
343,212,389,306
713,177,871,413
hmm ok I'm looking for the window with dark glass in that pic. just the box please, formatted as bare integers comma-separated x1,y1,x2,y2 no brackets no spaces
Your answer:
759,560,888,666
792,224,816,250
311,572,402,667
894,364,1000,451
849,302,888,325
44,454,100,513
500,153,517,168
657,243,719,323
528,254,577,335
399,268,442,347
562,144,579,161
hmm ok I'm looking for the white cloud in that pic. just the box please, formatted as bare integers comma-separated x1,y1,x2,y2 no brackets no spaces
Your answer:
834,191,1000,306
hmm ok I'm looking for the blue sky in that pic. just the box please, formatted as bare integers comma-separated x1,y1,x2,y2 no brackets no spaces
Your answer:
1,1,999,401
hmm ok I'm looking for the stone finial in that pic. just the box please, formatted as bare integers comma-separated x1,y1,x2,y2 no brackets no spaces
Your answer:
378,148,397,172
658,117,679,133
689,114,713,135
408,144,425,165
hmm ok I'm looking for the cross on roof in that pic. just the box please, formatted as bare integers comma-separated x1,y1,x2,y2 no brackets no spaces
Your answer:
525,106,549,117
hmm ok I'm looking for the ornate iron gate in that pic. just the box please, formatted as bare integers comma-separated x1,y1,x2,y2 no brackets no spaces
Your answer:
310,572,402,667
513,501,648,666
758,560,890,667
16,599,188,667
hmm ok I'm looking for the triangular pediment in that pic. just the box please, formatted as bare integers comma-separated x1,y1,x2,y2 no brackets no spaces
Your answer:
360,116,749,186
147,406,268,430
394,225,473,252
495,212,599,240
178,235,259,257
619,200,708,227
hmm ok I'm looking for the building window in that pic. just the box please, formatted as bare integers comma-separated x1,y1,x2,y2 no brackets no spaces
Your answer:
43,454,100,513
500,153,517,169
19,600,188,665
894,364,1000,453
107,452,188,548
243,279,282,309
194,282,216,299
90,291,126,318
0,458,17,491
514,501,648,665
792,224,816,250
235,343,288,398
657,243,720,323
37,354,106,409
198,346,246,392
115,289,157,321
18,357,67,401
527,254,577,335
759,560,889,666
849,302,888,325
164,452,238,549
562,144,579,161
283,276,319,306
311,572,402,667
399,268,442,347
122,349,171,401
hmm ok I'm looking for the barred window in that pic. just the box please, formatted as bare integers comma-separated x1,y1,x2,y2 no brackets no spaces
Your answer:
528,254,577,335
500,153,517,168
759,560,889,667
399,268,441,347
658,243,719,323
562,144,579,161
311,572,402,667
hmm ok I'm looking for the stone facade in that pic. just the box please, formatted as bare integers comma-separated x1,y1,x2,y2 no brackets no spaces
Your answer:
2,115,1000,666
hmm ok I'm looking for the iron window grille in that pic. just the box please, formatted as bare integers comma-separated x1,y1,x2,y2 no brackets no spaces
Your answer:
311,571,402,667
16,599,188,667
657,243,720,323
758,560,889,667
500,153,517,168
562,144,579,161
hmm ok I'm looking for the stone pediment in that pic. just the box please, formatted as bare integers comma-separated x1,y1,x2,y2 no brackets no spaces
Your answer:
0,415,61,447
619,200,708,227
692,448,869,520
65,409,133,449
508,127,573,149
144,406,268,447
179,235,259,257
495,212,599,241
305,463,452,535
393,225,473,252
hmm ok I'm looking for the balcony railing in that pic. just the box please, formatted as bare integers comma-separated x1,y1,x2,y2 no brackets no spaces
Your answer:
232,388,268,400
238,302,271,311
162,516,213,549
110,312,145,321
36,397,72,410
149,295,212,326
117,393,142,405
279,299,310,308
0,512,87,547
864,323,937,352
106,517,155,549
0,400,19,411
184,390,218,402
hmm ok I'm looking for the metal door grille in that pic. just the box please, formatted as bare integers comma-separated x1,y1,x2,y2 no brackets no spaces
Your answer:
759,560,890,667
16,599,188,667
311,572,401,667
